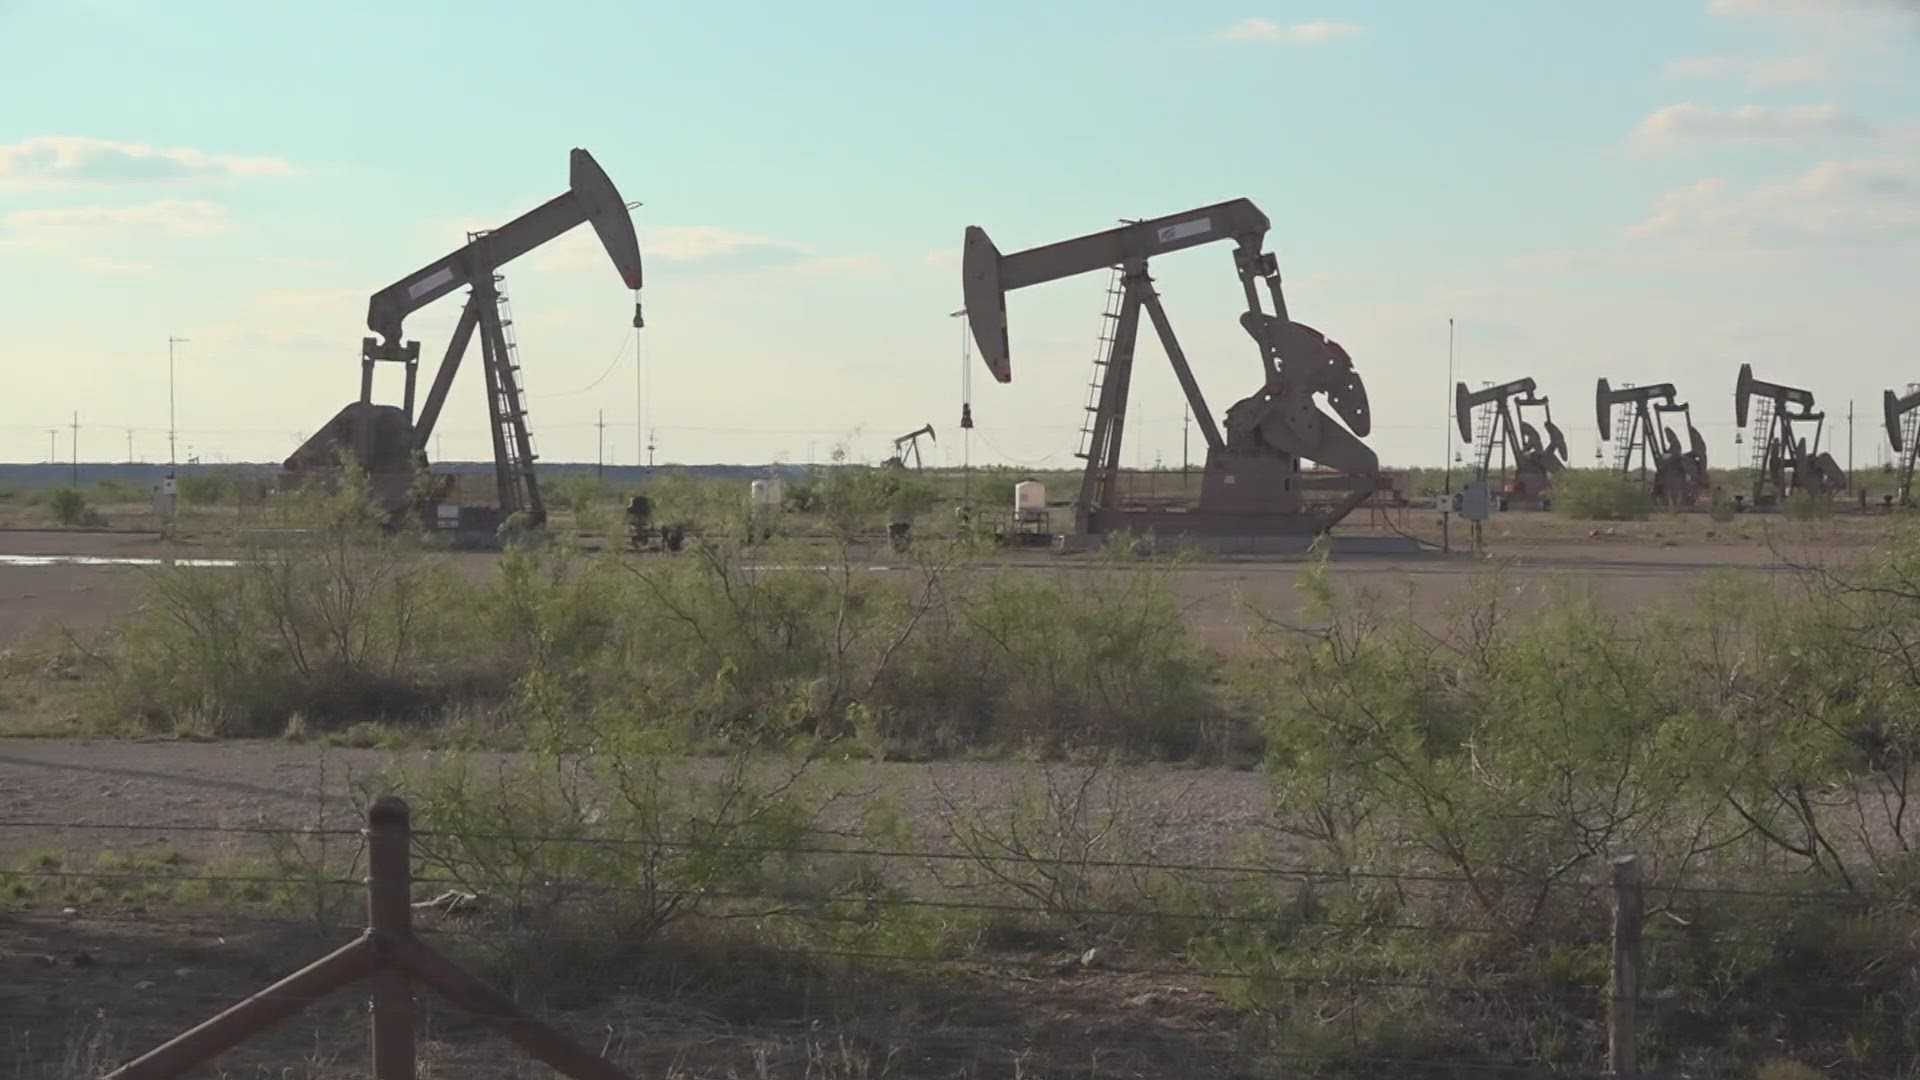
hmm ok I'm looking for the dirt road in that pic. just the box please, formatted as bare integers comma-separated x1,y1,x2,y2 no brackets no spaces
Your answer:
0,740,1277,862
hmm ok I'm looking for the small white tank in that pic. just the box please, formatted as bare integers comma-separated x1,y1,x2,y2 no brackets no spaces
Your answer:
1014,480,1046,516
750,478,783,510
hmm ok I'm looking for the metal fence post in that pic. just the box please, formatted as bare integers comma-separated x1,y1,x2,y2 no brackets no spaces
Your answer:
367,796,417,1080
1610,854,1643,1079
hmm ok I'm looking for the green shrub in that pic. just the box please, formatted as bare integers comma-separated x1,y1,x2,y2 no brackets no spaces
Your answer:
1553,470,1654,520
90,478,144,503
470,537,1233,759
1783,489,1833,521
783,461,940,529
386,747,831,940
542,474,614,513
177,470,238,506
45,487,93,526
104,475,468,734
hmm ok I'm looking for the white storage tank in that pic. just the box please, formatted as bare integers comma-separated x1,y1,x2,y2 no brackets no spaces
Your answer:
1013,480,1046,518
750,478,783,510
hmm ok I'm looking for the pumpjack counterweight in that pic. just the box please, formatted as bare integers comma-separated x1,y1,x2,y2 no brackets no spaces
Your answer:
960,200,1379,538
284,149,644,531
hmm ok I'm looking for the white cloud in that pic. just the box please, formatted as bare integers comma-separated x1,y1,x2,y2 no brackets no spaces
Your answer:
1214,18,1363,45
0,200,232,246
925,248,960,269
528,224,879,278
1630,157,1920,247
1663,56,1827,86
1628,103,1868,155
0,136,293,187
646,225,805,266
1709,0,1918,20
1705,0,1920,44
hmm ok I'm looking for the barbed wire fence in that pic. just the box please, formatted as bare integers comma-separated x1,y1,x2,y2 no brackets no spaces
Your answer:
5,801,1919,1079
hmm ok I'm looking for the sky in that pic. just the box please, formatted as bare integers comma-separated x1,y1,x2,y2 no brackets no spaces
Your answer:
2,0,1918,472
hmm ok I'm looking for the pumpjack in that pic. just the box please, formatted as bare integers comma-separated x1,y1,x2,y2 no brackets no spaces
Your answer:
1884,384,1920,505
1596,379,1708,506
1454,378,1566,509
961,200,1377,538
884,424,936,469
1735,364,1845,506
283,148,644,534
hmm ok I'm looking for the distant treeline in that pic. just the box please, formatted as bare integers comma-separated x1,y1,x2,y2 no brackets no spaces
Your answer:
0,461,821,491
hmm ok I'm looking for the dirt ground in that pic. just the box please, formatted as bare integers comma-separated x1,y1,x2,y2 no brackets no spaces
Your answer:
0,518,1893,1078
0,517,1879,653
0,743,1279,1078
0,740,1273,861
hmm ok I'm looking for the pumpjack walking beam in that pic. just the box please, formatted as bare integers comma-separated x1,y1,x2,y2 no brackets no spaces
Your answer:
961,199,1375,535
357,148,644,522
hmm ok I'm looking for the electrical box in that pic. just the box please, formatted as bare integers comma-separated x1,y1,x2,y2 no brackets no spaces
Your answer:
750,478,783,511
1454,480,1492,522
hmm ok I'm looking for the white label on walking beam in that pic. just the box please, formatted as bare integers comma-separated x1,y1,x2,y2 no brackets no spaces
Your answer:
407,266,457,299
1157,218,1212,245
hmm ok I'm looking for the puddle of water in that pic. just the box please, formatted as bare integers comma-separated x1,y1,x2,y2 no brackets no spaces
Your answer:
0,554,238,568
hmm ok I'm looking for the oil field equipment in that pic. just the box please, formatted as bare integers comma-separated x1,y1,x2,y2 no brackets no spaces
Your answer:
1885,384,1920,505
961,199,1378,538
1596,378,1708,506
283,148,643,536
1454,378,1565,509
883,424,936,469
1735,364,1845,506
624,495,685,553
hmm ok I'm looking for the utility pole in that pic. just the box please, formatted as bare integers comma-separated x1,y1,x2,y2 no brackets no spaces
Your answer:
596,410,605,480
1182,407,1191,476
1444,319,1455,497
126,428,134,464
1443,318,1454,554
167,336,189,476
70,411,79,487
647,429,656,467
46,429,56,464
1848,400,1856,487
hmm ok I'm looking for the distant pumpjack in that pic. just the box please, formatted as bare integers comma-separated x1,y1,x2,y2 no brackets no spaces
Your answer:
1454,377,1566,509
1596,379,1708,506
1885,385,1920,505
1735,364,1845,506
961,199,1377,538
885,424,936,469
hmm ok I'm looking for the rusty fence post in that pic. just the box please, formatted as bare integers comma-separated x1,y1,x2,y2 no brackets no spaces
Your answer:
367,796,417,1080
105,797,636,1080
1609,854,1643,1079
